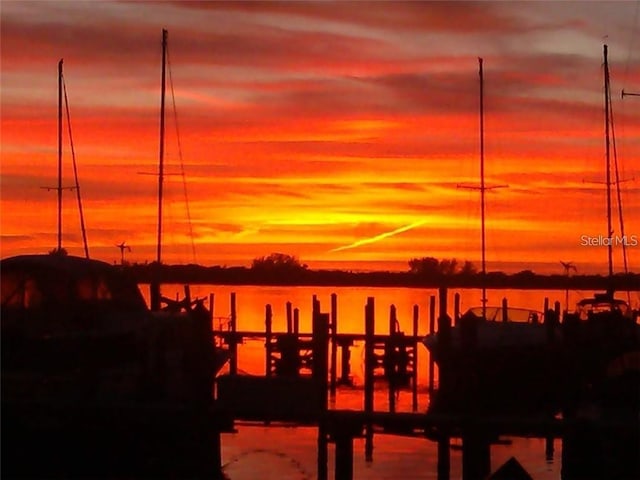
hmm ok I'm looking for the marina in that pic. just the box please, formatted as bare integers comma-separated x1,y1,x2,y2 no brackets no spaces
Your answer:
2,3,640,479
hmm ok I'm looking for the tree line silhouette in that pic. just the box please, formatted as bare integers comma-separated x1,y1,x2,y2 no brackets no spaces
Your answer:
122,252,638,291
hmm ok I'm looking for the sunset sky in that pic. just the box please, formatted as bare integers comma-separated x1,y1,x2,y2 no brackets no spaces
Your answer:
1,1,639,274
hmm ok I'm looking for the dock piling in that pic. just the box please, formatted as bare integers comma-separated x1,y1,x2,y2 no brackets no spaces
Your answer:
388,304,397,413
286,301,293,334
330,293,338,400
229,292,238,375
265,304,272,377
412,304,419,412
293,308,300,334
211,426,223,479
462,434,490,480
543,297,549,315
545,436,555,461
428,295,436,395
339,340,352,385
364,297,375,462
334,433,354,480
437,434,450,480
312,305,330,480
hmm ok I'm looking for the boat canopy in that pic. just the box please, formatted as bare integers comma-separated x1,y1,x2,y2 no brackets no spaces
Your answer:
467,306,542,323
576,293,631,320
1,254,147,313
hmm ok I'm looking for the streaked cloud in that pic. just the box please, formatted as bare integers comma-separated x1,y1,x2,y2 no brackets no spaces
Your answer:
1,1,639,273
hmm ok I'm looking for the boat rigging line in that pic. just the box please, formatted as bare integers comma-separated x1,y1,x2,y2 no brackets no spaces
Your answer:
167,44,197,264
62,69,90,259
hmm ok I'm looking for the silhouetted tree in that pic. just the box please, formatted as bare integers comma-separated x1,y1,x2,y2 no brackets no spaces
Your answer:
251,253,308,272
438,258,459,275
459,260,477,275
408,257,440,275
514,269,536,278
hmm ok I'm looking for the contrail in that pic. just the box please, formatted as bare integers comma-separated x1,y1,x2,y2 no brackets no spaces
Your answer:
330,220,428,252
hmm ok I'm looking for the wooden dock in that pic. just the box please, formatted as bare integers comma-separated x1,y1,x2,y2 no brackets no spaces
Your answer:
209,288,639,480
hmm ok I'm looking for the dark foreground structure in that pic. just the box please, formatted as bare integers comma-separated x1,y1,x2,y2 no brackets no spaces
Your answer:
214,290,639,480
2,257,638,479
1,254,230,478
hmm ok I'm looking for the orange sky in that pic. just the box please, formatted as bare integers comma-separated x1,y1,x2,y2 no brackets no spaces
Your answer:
1,1,639,274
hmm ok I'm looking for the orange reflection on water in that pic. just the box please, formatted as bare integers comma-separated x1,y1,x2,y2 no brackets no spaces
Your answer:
143,285,640,388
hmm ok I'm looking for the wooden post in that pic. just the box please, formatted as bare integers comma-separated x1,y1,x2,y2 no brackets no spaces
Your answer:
364,297,375,462
437,435,450,480
544,297,549,314
330,293,338,400
454,292,461,325
312,309,329,480
462,435,490,480
502,297,508,322
184,284,191,306
428,295,436,395
229,292,238,375
437,288,451,400
545,436,554,461
388,304,397,413
340,342,351,385
554,300,561,317
293,308,300,334
412,304,419,412
334,433,354,480
208,293,215,325
265,304,273,377
211,426,223,479
286,301,293,333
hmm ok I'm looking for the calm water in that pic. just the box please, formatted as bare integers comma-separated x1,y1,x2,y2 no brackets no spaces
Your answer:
144,284,639,479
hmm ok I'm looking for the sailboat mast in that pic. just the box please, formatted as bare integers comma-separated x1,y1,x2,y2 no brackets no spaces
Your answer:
57,59,63,252
604,44,613,277
157,29,167,265
479,57,487,316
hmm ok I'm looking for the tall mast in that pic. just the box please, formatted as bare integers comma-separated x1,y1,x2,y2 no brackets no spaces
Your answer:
157,28,167,265
57,59,63,251
604,44,613,277
479,57,487,317
150,29,167,311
